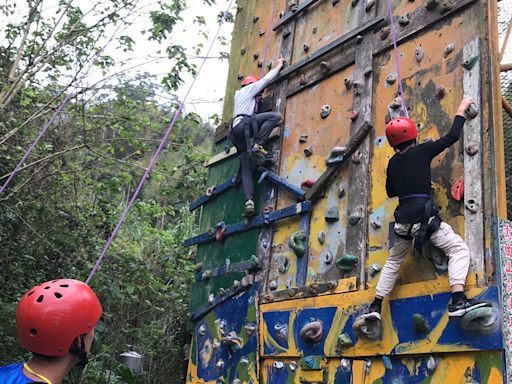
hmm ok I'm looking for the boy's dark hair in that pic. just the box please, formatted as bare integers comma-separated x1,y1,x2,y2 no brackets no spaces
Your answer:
395,139,416,152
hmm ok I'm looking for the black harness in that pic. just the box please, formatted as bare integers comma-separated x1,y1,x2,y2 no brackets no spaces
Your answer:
229,114,261,153
394,194,441,254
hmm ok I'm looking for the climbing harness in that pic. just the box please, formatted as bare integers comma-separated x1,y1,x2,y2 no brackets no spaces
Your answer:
23,364,52,384
0,4,139,196
85,0,236,284
386,0,409,117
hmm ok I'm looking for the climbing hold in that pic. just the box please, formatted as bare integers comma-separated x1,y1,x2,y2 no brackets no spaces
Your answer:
289,230,307,257
283,28,291,39
274,323,289,340
300,321,323,343
344,77,353,89
312,26,318,34
462,55,479,70
273,361,285,370
337,333,354,348
326,146,347,165
451,178,464,202
460,306,498,333
268,279,278,290
263,292,274,302
398,13,410,26
213,341,221,351
351,150,362,164
233,280,240,289
299,133,308,143
309,284,319,294
241,274,254,287
237,74,244,80
240,48,246,55
278,255,290,273
352,314,381,340
216,360,225,370
426,356,437,372
267,61,273,69
252,15,259,23
257,60,263,68
386,72,397,85
303,43,309,52
353,81,364,95
198,324,207,336
382,356,393,370
251,254,260,268
288,287,298,297
320,61,330,74
215,221,227,241
352,0,359,6
233,380,240,384
217,319,227,336
435,85,446,100
415,45,424,62
323,252,333,265
244,324,256,335
299,74,307,85
465,198,479,213
368,263,381,277
338,185,346,198
253,52,259,60
208,294,215,305
425,0,438,10
240,357,249,366
335,254,358,271
332,0,340,6
340,358,351,372
364,66,373,78
290,4,298,12
466,144,479,156
412,313,430,334
439,0,453,14
389,97,402,110
301,355,322,370
320,104,332,118
258,30,265,36
318,231,326,245
289,361,298,371
365,0,375,11
304,146,313,156
465,103,479,119
225,258,231,272
380,26,391,40
349,214,362,225
202,270,212,279
325,207,340,222
370,216,382,229
301,178,316,190
222,331,243,351
443,43,455,58
356,35,364,44
328,280,338,290
236,5,243,13
423,242,448,273
194,262,204,272
218,287,226,297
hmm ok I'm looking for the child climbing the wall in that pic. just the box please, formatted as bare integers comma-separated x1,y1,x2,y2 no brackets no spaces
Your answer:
229,58,285,218
362,97,491,322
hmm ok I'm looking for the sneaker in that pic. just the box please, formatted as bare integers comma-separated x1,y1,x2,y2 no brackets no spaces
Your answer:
358,307,381,322
448,296,492,319
244,199,255,218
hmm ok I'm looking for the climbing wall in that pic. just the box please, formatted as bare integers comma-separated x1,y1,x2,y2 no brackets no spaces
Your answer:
185,0,508,382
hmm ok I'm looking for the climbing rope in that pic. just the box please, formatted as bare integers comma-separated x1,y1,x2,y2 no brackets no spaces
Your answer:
259,0,279,78
0,6,138,196
386,0,409,118
85,0,236,284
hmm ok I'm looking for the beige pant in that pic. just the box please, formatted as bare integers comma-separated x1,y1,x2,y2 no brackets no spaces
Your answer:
375,221,470,298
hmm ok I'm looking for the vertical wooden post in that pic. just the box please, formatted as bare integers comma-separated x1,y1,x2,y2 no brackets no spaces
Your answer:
463,37,485,283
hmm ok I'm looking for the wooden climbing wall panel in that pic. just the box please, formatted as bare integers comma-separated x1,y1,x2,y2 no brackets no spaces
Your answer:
184,0,508,380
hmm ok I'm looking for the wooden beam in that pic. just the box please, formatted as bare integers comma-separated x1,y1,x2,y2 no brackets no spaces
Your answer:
504,96,512,119
499,14,512,62
273,0,322,31
501,63,512,72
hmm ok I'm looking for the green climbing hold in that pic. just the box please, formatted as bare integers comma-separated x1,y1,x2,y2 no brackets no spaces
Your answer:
250,254,260,268
337,333,354,348
325,207,339,222
462,55,479,70
318,231,326,245
412,313,430,334
335,254,358,271
289,230,307,257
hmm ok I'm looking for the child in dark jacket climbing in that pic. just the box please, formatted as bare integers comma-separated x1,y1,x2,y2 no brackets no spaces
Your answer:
363,97,491,321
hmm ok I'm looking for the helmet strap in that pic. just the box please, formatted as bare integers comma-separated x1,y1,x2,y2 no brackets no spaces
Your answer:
69,335,89,368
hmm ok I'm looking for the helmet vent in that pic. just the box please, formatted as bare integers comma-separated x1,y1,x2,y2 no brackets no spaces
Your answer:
37,295,44,303
30,328,38,336
44,286,51,290
54,292,63,299
59,284,69,288
27,291,35,297
403,130,407,133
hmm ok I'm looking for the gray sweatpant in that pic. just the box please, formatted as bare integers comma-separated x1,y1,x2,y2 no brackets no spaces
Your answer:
375,221,471,298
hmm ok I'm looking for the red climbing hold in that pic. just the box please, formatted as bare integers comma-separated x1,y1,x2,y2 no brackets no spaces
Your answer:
451,179,464,202
301,179,316,190
215,221,227,241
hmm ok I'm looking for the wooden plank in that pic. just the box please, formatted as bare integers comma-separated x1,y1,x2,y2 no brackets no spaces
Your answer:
272,0,322,31
270,16,385,85
502,63,512,72
504,96,512,119
189,176,237,212
463,37,485,282
372,0,479,57
304,121,373,201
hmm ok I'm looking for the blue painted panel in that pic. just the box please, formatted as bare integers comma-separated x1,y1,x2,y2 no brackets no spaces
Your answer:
294,307,337,356
334,363,353,383
263,311,290,354
266,363,290,384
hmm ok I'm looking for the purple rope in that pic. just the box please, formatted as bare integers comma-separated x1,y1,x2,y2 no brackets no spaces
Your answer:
85,0,235,285
260,0,278,78
0,7,137,196
386,0,408,118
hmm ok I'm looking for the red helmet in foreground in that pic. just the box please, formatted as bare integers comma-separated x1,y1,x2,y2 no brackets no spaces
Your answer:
16,279,102,357
385,117,418,147
241,75,259,86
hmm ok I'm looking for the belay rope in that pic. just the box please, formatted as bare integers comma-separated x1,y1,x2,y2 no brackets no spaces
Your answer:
386,0,409,118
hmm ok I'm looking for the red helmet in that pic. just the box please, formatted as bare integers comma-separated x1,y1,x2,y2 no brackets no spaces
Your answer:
385,117,418,147
241,76,259,86
16,279,102,357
